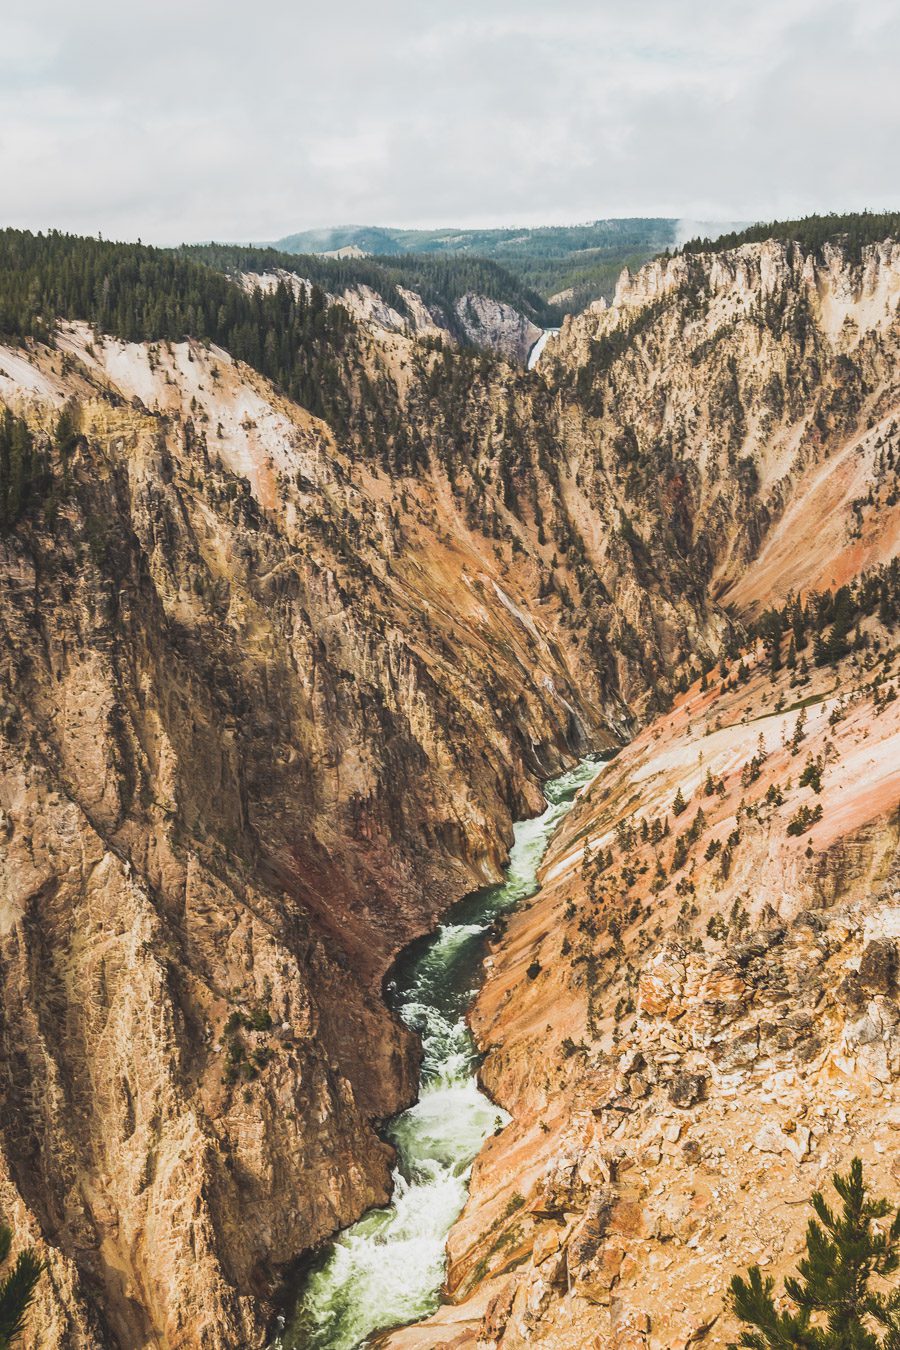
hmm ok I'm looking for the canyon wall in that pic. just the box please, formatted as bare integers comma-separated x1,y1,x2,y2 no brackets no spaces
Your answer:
377,238,900,1349
0,236,898,1346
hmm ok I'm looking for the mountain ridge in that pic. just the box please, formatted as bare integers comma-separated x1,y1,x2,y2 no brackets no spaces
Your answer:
267,219,714,314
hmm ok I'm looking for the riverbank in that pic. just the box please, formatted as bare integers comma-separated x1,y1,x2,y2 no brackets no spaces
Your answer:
279,758,604,1348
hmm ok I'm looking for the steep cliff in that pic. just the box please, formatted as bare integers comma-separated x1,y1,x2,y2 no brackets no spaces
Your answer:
379,238,900,1349
0,324,607,1348
0,233,898,1348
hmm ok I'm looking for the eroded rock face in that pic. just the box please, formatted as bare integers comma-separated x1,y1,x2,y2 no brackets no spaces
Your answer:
0,340,616,1346
2,233,900,1348
453,293,543,365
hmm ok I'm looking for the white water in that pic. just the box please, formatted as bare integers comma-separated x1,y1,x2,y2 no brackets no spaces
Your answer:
278,757,602,1350
526,328,561,371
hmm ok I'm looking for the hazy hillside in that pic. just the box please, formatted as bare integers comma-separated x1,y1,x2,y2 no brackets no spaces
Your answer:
269,219,691,314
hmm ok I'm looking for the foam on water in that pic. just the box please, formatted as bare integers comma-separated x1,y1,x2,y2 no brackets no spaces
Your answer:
278,756,603,1349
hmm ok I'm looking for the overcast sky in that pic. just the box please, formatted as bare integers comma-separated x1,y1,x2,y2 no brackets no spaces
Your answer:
2,0,898,245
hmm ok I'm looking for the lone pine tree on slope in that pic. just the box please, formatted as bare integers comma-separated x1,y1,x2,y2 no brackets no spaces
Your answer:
0,1213,42,1349
728,1158,900,1349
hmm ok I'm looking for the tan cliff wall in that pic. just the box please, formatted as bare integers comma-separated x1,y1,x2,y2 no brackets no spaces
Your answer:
0,235,898,1347
373,238,900,1350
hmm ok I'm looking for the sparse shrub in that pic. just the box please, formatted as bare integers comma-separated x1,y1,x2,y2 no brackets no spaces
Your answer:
503,1192,525,1218
706,913,728,941
786,802,823,836
0,1211,42,1347
790,706,808,755
672,835,689,870
560,1037,585,1058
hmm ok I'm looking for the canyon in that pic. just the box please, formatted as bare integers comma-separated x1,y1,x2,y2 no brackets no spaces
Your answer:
0,228,898,1348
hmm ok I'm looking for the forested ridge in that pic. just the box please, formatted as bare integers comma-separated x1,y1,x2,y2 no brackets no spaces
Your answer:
178,241,552,325
272,218,678,313
0,229,404,434
680,210,900,260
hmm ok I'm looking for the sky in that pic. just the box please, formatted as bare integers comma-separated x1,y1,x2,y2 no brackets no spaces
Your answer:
1,0,898,245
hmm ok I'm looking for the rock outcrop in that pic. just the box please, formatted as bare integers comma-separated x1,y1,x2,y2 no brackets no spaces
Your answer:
453,293,543,365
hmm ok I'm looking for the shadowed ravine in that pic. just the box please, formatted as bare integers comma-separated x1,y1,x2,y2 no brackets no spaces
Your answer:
277,757,604,1349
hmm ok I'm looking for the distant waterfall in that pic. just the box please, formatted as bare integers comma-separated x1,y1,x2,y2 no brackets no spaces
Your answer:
527,327,561,370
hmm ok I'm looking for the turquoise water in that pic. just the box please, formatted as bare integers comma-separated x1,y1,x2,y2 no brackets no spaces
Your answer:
278,757,602,1350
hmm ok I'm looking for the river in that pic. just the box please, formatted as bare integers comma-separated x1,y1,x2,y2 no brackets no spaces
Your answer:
277,756,603,1350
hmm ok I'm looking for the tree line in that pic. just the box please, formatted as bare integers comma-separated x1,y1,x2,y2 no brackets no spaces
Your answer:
0,229,381,434
680,211,900,263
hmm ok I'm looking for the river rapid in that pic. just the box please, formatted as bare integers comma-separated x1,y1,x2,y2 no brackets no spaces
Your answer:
280,756,603,1349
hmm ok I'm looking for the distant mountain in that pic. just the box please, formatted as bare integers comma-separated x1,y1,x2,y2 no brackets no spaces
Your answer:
272,219,677,260
270,219,747,313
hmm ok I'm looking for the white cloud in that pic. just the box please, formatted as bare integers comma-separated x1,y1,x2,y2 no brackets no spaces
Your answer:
0,0,897,243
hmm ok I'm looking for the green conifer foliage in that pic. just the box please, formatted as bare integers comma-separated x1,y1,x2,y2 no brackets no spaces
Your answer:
0,1214,42,1348
728,1159,900,1349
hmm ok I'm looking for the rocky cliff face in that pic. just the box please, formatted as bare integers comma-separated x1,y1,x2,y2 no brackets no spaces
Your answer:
0,236,898,1348
452,294,543,366
375,238,900,1349
0,324,610,1348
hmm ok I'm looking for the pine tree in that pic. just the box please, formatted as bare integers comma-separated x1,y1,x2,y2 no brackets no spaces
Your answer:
0,1213,42,1348
787,636,798,671
672,786,688,817
672,834,688,870
728,1158,900,1348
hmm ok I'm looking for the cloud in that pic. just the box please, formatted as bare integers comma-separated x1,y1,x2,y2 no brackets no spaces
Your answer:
1,0,897,243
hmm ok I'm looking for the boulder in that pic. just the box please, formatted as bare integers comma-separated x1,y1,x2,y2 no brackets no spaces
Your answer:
667,1072,709,1109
